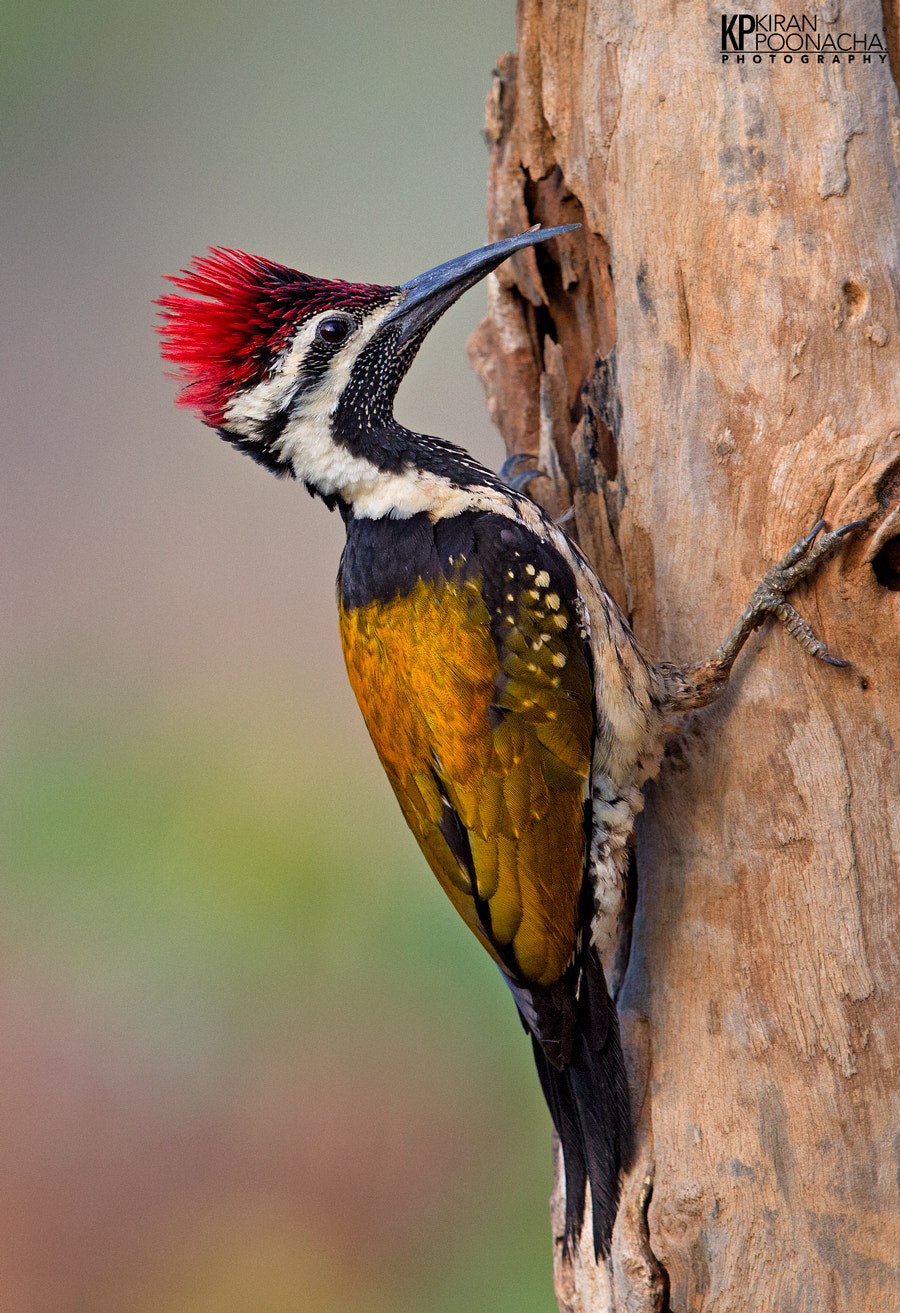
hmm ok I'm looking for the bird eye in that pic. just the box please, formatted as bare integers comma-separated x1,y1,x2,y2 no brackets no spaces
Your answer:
317,316,351,345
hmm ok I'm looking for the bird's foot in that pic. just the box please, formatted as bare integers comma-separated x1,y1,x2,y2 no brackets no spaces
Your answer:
742,519,867,667
661,518,867,711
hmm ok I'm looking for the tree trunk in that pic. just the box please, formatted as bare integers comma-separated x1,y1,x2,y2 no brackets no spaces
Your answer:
469,3,900,1308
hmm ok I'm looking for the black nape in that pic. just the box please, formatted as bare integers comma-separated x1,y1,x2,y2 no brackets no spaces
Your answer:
216,427,295,478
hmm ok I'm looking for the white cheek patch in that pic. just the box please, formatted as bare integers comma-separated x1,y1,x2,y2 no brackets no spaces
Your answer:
221,316,324,437
222,373,296,433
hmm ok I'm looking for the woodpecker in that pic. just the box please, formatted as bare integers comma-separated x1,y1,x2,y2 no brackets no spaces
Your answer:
157,227,863,1257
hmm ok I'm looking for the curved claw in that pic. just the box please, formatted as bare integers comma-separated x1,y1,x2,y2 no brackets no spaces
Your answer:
499,452,537,480
767,518,866,588
499,454,549,492
508,468,548,492
771,519,827,578
833,518,870,539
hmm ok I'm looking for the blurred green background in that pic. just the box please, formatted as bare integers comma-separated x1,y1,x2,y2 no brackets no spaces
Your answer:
1,1,558,1309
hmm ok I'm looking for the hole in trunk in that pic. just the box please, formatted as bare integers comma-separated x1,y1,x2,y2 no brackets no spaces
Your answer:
872,535,900,590
842,278,868,320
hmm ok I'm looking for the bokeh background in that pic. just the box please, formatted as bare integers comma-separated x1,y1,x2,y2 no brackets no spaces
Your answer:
2,2,559,1310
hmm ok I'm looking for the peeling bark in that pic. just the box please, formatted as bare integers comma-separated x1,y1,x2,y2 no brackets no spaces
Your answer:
472,2,900,1308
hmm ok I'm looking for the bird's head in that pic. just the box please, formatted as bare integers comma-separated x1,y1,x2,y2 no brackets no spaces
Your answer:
157,225,577,512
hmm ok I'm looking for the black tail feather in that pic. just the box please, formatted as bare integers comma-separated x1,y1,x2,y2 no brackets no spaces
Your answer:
523,950,633,1259
530,1035,589,1247
568,973,634,1257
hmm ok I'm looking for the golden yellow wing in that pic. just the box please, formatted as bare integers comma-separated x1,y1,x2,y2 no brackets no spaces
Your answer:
338,535,592,989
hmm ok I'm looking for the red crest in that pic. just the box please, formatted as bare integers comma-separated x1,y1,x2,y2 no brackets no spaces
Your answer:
157,248,389,426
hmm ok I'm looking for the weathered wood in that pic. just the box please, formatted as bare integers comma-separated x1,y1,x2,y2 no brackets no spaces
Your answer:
471,3,900,1307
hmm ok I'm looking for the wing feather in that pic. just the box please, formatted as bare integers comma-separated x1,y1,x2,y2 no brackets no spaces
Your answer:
339,554,592,988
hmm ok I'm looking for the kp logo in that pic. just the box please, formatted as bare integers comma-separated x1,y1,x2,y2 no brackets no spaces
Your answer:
720,11,887,63
721,13,757,49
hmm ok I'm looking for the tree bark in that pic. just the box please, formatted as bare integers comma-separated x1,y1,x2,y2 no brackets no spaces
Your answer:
469,3,900,1309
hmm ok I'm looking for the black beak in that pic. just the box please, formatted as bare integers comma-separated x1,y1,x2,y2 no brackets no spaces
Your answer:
381,224,580,346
